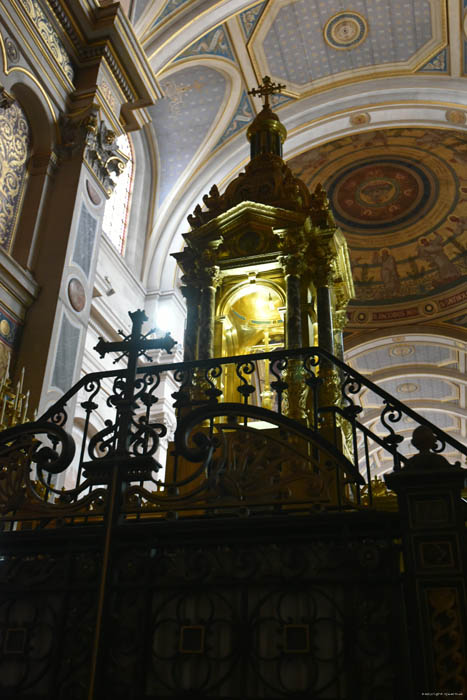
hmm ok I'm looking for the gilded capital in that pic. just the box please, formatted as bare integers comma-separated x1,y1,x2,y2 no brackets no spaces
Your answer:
174,246,202,288
314,257,335,287
334,308,348,333
279,252,305,277
199,264,221,289
277,228,306,276
58,109,127,196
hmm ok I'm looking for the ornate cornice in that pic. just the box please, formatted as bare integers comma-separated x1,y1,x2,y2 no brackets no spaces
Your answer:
45,1,151,104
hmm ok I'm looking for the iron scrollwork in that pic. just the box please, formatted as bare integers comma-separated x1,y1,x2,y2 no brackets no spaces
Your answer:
1,311,466,526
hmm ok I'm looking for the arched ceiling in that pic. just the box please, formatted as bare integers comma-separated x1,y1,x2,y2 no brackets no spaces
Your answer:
125,0,467,295
122,0,467,453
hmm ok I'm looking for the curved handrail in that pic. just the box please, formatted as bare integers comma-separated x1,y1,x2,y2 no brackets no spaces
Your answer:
37,345,467,459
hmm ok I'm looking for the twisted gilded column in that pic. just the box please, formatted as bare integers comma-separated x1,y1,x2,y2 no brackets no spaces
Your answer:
278,230,305,350
316,258,335,357
198,265,220,360
278,231,306,420
181,284,200,362
174,247,202,362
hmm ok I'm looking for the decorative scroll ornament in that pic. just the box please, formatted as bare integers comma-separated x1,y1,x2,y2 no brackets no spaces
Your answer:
17,0,74,81
0,100,30,251
84,118,127,196
59,110,127,195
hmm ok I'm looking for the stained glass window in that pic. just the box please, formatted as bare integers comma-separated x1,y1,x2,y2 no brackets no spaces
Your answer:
102,134,134,255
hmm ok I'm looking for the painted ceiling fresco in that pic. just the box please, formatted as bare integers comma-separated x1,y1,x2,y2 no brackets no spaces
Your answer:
288,128,467,307
148,65,227,205
249,0,446,95
123,1,467,455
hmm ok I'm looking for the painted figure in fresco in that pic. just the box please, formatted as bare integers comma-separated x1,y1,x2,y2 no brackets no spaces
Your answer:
456,187,467,205
417,232,460,285
350,131,388,149
193,28,228,55
373,248,400,295
447,215,467,236
291,149,329,182
414,130,446,149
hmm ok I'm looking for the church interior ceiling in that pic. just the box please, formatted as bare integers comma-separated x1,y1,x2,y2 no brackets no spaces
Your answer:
137,0,463,291
120,0,467,460
3,0,461,458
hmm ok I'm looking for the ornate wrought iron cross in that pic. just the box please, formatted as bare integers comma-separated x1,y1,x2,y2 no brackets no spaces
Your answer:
94,309,176,365
248,75,286,108
94,309,176,457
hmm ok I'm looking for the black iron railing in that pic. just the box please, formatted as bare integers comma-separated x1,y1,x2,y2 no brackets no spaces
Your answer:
0,339,464,527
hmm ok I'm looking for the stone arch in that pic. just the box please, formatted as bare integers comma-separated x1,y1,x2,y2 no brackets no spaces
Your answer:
124,127,156,280
7,78,57,270
345,331,467,468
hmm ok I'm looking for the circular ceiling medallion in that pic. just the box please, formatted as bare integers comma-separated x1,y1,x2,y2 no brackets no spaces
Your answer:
0,319,11,337
446,109,466,125
327,158,435,234
397,382,419,394
350,112,370,127
68,278,86,312
288,128,464,307
324,11,368,51
389,344,414,358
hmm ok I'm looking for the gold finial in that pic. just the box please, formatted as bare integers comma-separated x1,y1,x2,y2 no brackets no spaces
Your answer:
248,76,286,108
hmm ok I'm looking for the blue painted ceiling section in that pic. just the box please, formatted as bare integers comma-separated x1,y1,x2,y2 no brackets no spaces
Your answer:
175,24,236,62
149,65,227,205
239,1,267,39
151,0,192,29
419,47,448,72
215,90,255,148
263,0,433,84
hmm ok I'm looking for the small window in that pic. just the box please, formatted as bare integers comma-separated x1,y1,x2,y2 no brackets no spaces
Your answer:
102,134,133,255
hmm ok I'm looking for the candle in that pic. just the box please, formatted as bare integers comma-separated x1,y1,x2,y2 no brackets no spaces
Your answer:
13,382,19,412
21,390,29,422
19,366,25,394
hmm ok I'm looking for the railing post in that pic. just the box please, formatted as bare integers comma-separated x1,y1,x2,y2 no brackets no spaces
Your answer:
385,426,467,697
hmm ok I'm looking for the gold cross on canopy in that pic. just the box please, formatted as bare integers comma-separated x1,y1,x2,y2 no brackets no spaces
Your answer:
248,75,286,108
